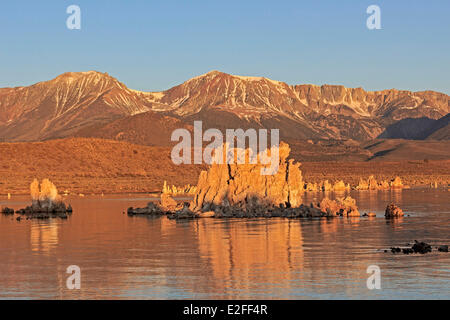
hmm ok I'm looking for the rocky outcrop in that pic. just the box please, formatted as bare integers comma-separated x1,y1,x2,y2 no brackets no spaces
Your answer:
385,203,404,218
15,179,73,219
190,142,304,213
128,194,184,216
127,202,165,216
169,201,327,220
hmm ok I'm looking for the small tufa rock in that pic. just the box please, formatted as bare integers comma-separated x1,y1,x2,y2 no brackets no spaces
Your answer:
319,196,359,217
16,178,73,219
127,202,164,216
160,193,179,212
385,203,404,218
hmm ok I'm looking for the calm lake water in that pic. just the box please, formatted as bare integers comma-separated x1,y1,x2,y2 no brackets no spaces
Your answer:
0,189,449,300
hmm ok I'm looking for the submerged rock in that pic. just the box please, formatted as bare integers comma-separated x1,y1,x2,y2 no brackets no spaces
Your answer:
1,207,14,215
388,241,445,255
167,204,199,220
412,241,432,254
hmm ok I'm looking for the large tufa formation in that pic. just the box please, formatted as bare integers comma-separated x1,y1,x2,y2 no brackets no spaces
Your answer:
15,179,72,218
190,142,304,213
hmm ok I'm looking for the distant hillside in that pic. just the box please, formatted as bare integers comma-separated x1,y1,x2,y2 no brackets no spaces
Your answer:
378,114,450,140
0,138,206,195
425,114,450,140
0,138,448,195
362,139,450,161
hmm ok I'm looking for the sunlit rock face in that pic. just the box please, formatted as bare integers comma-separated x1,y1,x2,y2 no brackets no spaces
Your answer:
30,178,61,211
319,196,360,217
190,142,304,213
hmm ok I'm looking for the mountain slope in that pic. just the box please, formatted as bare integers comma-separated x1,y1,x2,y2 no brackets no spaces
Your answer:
0,71,155,141
0,70,448,143
75,111,192,146
362,139,450,161
378,114,450,140
425,114,450,140
146,71,449,140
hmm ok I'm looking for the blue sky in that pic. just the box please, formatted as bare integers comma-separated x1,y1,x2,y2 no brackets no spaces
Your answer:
1,0,449,93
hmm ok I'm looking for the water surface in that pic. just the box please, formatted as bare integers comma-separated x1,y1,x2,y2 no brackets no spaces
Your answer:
0,189,449,299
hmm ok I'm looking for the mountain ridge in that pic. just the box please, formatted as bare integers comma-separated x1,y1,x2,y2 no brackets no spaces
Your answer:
0,70,448,143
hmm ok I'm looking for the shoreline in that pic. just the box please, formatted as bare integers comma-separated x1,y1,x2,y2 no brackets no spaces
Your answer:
1,181,448,199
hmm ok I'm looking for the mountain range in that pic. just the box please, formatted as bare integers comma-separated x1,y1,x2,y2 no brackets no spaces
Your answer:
0,70,448,145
